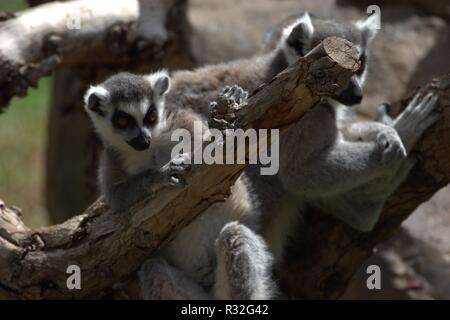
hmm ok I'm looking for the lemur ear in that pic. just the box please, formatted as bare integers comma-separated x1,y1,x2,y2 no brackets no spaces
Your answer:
283,12,314,56
286,12,314,42
84,86,109,117
355,12,380,46
147,70,171,97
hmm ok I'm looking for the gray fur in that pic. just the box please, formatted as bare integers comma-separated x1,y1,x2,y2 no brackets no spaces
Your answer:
103,72,153,104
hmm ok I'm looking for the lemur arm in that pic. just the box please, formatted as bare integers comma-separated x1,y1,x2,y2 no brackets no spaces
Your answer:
100,151,190,212
104,168,171,212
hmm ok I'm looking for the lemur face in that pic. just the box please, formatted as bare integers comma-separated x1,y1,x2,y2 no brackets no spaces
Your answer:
84,71,170,152
281,12,379,106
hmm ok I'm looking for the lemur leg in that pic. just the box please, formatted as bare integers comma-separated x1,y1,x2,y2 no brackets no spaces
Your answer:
213,222,274,300
138,257,211,300
317,157,416,231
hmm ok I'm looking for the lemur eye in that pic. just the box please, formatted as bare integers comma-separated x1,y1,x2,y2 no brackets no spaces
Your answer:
117,116,129,128
113,110,135,130
145,106,157,125
146,112,157,124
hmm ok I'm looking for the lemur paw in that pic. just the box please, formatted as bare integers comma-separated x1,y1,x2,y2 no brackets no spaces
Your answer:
209,85,248,131
377,131,407,164
395,92,440,135
162,153,191,186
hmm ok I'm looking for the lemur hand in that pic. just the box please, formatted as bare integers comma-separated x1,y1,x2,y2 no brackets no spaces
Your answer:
209,85,248,131
394,92,440,153
161,153,192,186
376,129,407,164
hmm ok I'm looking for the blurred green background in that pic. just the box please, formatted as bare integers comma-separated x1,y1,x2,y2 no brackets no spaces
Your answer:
0,0,51,227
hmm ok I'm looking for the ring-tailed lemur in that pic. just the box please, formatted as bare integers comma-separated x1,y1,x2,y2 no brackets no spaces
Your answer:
83,72,275,300
236,12,441,263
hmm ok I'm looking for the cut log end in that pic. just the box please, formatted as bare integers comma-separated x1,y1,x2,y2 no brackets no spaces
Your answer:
323,36,360,72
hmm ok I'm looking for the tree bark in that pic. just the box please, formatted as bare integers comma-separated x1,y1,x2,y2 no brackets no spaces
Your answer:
280,74,450,299
0,0,194,110
0,37,358,299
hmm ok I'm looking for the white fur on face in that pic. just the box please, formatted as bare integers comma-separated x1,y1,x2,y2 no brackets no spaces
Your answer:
144,70,170,137
117,98,149,126
145,70,171,96
355,11,380,32
83,85,109,112
279,12,314,65
353,45,367,86
354,13,379,46
84,72,172,158
83,85,128,151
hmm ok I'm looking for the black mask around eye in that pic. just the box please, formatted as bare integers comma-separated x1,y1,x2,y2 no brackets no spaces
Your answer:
112,110,137,130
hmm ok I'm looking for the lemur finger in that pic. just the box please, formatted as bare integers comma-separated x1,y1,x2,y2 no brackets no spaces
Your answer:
225,85,239,97
169,175,187,186
399,92,421,120
221,86,232,95
171,163,191,171
419,95,439,116
171,153,191,165
417,92,434,111
222,85,248,105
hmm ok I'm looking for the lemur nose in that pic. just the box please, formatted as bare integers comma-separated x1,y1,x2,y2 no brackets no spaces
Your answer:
128,133,151,151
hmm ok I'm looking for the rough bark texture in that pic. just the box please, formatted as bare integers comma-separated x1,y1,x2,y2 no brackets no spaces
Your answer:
0,37,358,299
0,0,195,110
280,74,450,299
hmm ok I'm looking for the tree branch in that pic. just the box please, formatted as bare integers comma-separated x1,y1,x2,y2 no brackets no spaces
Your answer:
0,0,192,111
0,37,358,299
280,73,450,299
